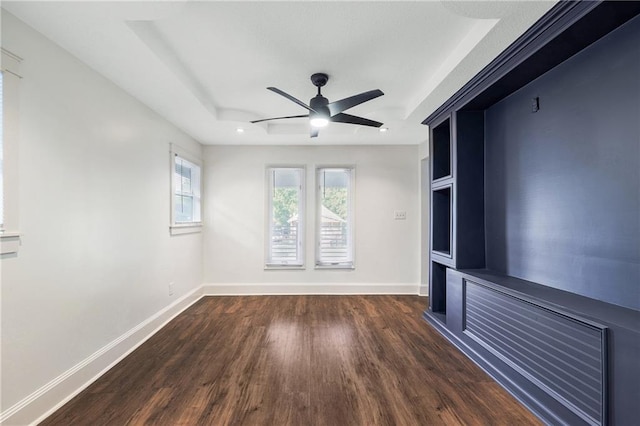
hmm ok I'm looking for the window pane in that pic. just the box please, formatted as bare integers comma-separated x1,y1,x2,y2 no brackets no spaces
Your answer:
0,72,4,228
317,168,353,266
175,195,193,223
268,168,303,266
175,158,193,194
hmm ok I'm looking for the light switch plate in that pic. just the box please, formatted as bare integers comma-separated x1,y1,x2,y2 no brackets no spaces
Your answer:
394,211,407,220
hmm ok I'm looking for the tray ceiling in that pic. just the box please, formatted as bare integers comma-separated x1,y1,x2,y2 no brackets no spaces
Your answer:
2,1,556,145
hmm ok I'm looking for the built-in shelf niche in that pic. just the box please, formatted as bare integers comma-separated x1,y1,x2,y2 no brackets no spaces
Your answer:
430,261,447,318
432,185,452,256
432,118,451,181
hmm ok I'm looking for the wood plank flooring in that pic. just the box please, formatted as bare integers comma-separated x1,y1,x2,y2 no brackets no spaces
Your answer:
40,296,541,425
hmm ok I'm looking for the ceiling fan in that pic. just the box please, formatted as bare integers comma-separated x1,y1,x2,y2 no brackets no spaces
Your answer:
251,73,384,138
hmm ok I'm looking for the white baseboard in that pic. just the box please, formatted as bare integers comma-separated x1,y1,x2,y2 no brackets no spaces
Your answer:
0,286,203,426
419,285,429,296
202,282,420,295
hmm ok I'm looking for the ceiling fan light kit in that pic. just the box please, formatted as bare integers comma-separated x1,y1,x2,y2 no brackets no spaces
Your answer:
252,72,384,138
310,116,329,128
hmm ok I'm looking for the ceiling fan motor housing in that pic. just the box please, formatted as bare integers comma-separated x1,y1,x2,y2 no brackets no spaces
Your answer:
310,94,330,119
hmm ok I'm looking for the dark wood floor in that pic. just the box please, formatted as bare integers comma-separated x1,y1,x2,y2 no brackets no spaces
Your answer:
41,296,541,425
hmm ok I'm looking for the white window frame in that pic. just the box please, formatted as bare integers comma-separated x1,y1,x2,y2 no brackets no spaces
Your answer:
315,166,355,269
265,166,305,269
170,144,202,235
1,48,22,255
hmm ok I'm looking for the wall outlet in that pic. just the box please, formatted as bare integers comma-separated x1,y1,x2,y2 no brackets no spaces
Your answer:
394,211,407,220
168,282,174,296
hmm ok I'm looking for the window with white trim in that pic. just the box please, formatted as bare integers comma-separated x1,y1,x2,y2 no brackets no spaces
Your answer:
171,147,202,232
1,48,22,255
1,71,4,230
266,167,305,267
316,167,354,268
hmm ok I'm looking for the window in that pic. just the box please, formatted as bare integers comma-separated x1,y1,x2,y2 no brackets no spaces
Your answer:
266,167,304,267
170,145,202,234
316,167,354,268
1,48,22,255
1,71,4,230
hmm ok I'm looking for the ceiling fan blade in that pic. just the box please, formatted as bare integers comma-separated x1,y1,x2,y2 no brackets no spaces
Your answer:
250,114,309,124
267,87,316,113
311,128,319,138
331,113,383,128
327,89,384,116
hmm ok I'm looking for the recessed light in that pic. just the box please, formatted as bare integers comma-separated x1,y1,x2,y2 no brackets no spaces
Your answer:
236,128,245,133
379,127,388,132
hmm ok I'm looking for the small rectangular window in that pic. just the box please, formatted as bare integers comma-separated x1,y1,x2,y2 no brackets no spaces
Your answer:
1,49,24,254
0,71,4,230
266,167,304,267
316,167,354,268
171,148,202,231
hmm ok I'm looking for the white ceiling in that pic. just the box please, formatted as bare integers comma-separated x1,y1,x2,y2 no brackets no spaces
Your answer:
3,1,555,146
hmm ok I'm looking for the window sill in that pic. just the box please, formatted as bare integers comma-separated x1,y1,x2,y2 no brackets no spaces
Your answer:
265,264,305,270
315,264,355,270
1,231,21,255
170,223,202,235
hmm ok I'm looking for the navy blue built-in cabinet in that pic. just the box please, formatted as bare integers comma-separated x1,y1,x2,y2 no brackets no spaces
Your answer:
423,2,640,425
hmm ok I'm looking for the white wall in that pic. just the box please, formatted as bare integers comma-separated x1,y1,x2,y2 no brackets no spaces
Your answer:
202,145,420,294
1,11,203,420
